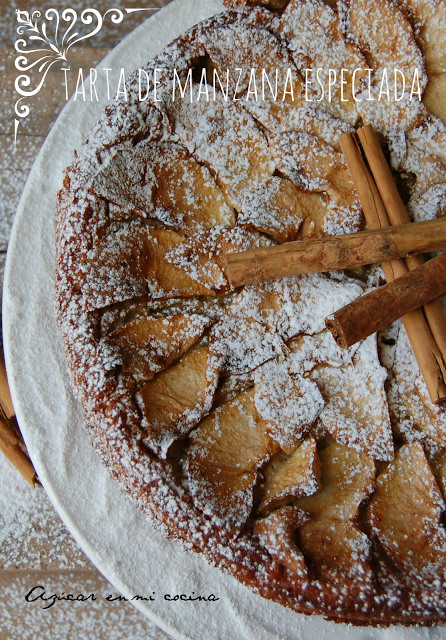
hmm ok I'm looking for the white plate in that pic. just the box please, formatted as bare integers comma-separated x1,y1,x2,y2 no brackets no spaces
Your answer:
4,1,445,638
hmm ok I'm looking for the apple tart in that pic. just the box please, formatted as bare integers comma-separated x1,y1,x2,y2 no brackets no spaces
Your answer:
56,0,446,625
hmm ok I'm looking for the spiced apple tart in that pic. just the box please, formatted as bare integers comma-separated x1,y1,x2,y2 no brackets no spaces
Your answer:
55,0,446,625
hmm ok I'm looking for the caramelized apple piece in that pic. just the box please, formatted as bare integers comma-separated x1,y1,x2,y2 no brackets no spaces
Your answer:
187,388,278,534
164,226,273,293
91,141,235,235
228,274,362,342
213,370,254,407
239,175,344,241
207,274,361,386
145,229,198,299
309,337,394,461
105,313,213,379
390,0,446,122
408,183,446,224
415,381,446,447
368,442,446,588
84,223,218,311
418,1,446,123
209,289,287,374
210,317,286,375
408,115,446,171
269,131,359,206
254,359,324,453
269,131,362,236
84,224,151,311
392,0,434,29
253,506,310,576
222,282,283,339
100,298,150,337
280,0,367,125
259,437,321,514
288,329,358,372
397,140,446,222
84,225,214,311
391,326,446,446
342,0,426,90
169,88,275,210
203,21,304,128
372,110,431,150
204,22,301,100
107,201,139,222
238,177,305,242
100,294,232,337
402,141,446,199
136,344,219,458
296,442,375,588
255,102,353,151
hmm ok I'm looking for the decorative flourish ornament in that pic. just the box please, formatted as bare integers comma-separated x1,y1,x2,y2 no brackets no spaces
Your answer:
14,7,157,143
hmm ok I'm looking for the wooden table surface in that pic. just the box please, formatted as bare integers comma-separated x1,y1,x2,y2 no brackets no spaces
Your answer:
0,2,177,638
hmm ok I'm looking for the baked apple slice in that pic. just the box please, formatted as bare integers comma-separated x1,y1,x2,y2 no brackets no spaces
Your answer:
258,437,321,514
169,88,275,210
254,505,310,576
202,19,304,129
228,274,362,342
368,441,446,588
136,344,219,458
104,313,213,380
258,102,353,152
84,224,214,311
164,226,273,294
391,0,446,123
209,291,287,374
238,177,305,242
187,388,278,535
391,326,446,447
341,0,426,90
296,441,376,590
269,131,362,236
91,141,235,235
280,0,367,125
254,359,324,453
417,1,446,123
310,337,394,461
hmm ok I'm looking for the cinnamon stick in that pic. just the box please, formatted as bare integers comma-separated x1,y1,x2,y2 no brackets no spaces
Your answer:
0,418,36,486
339,130,446,404
357,124,446,366
0,348,37,484
0,350,15,419
225,218,446,287
326,251,446,348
